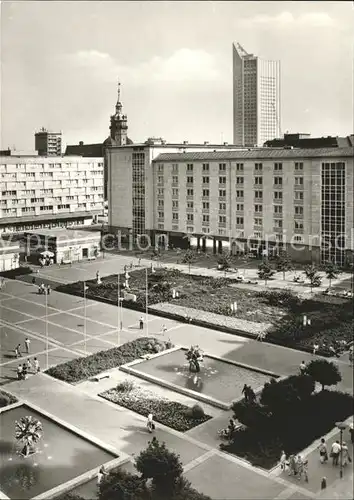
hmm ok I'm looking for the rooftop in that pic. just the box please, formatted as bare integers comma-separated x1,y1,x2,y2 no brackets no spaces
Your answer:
24,228,101,240
153,147,353,162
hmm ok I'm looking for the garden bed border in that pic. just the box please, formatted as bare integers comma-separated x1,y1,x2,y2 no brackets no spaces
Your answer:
119,346,282,411
0,400,130,500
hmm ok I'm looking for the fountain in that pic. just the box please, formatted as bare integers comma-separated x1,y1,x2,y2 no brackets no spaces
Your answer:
15,415,43,458
185,345,204,373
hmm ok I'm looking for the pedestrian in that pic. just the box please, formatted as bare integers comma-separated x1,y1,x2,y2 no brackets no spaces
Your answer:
25,358,32,372
313,342,319,355
139,316,144,329
97,465,108,486
280,450,287,471
330,440,341,466
24,338,31,354
130,261,133,270
17,364,23,380
349,423,354,445
15,344,22,358
22,363,28,380
256,331,263,341
242,384,249,402
288,455,297,476
147,413,155,433
320,477,327,490
138,258,141,266
33,357,40,373
318,438,328,464
341,442,351,466
47,285,51,295
299,361,307,375
161,325,167,335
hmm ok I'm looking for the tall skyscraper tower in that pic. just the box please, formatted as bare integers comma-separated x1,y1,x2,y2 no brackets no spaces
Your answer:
232,43,281,147
109,82,128,146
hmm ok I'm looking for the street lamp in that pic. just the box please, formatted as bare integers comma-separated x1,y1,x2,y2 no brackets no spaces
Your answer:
83,282,88,355
335,421,347,478
45,288,49,370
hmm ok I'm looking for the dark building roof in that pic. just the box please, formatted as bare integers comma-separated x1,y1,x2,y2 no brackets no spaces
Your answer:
264,134,354,149
65,137,133,157
153,147,353,162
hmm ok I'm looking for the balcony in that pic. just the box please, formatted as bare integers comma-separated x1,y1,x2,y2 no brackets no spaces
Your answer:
218,209,226,215
294,226,304,233
202,208,210,214
218,222,226,228
218,196,226,202
202,196,210,201
186,206,194,213
294,213,304,219
172,182,178,187
273,227,283,233
186,195,194,200
202,220,210,226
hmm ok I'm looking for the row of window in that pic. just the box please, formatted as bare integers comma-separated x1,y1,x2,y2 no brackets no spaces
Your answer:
157,162,304,173
156,205,304,219
158,176,304,187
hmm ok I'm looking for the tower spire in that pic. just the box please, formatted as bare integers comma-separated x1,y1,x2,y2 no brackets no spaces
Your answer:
117,80,121,103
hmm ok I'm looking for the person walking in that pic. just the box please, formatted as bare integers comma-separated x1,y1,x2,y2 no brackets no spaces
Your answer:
242,384,249,402
47,285,51,295
331,440,341,466
288,455,297,477
22,363,28,380
139,317,144,330
318,438,328,464
24,338,31,354
15,344,22,358
161,325,167,336
33,357,40,373
25,358,32,373
341,442,351,467
97,465,108,486
17,364,23,380
299,361,307,375
147,413,155,433
313,342,319,355
280,451,287,471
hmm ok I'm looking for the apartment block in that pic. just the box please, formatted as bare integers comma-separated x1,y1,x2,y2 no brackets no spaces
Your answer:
35,128,62,156
107,143,353,265
0,156,104,234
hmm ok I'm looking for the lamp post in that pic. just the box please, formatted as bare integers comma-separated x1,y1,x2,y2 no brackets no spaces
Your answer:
45,288,49,370
83,282,88,355
145,267,148,336
336,421,347,478
117,273,120,345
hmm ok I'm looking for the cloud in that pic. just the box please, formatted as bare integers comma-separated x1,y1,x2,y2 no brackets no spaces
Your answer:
240,11,335,28
63,48,223,87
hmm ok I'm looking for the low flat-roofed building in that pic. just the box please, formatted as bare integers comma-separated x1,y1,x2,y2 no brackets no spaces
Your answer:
24,228,101,264
0,239,20,272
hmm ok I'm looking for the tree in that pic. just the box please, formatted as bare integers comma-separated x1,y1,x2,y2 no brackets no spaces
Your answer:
231,400,271,429
276,254,293,281
260,375,315,415
306,359,342,390
257,262,275,286
99,468,148,500
324,261,341,290
304,264,322,292
182,250,197,275
217,253,232,271
15,415,43,457
135,439,183,495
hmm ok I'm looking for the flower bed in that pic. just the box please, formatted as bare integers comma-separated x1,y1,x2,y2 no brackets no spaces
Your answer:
46,337,173,384
0,390,17,408
100,382,211,431
221,389,353,470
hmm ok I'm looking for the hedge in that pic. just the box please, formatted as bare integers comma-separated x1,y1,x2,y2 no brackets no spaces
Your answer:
0,390,18,408
0,266,33,278
46,337,173,384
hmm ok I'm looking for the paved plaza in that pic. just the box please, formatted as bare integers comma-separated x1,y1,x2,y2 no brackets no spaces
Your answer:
0,255,353,499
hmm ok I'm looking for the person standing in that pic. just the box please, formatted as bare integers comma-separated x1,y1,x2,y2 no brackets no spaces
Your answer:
331,440,341,466
22,363,28,380
139,317,144,330
97,465,108,486
33,357,40,373
242,384,249,402
288,455,297,477
299,361,307,375
24,338,31,354
313,342,319,355
15,344,22,358
17,364,23,380
280,451,287,471
341,442,351,466
147,413,155,433
161,325,167,336
47,285,51,295
318,438,328,463
25,358,32,373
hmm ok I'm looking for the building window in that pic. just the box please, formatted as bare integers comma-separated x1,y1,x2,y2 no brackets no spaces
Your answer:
236,163,244,171
158,176,163,184
254,204,263,213
295,162,303,171
187,213,194,222
158,199,164,207
187,164,193,172
172,212,179,220
219,176,226,184
202,176,210,184
274,162,283,171
295,191,304,200
187,226,194,232
295,177,304,186
202,163,210,172
295,206,304,216
236,176,244,184
274,219,283,228
187,188,194,196
158,164,164,172
255,163,263,171
172,200,179,209
219,215,226,224
255,190,263,199
219,202,226,210
187,176,194,184
172,188,178,196
187,201,194,209
274,191,283,200
219,163,226,171
295,221,304,230
172,225,179,231
158,188,164,195
202,227,210,234
236,190,244,198
172,164,178,172
254,218,262,226
254,176,263,185
158,211,164,219
203,215,210,223
158,223,164,229
219,189,226,197
172,176,178,184
294,235,303,243
274,176,283,186
236,217,244,225
274,205,283,215
236,203,244,211
203,202,210,209
202,189,209,197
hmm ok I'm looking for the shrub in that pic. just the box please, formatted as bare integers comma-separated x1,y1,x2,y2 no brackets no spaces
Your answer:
116,380,135,392
306,359,342,390
257,262,275,285
0,390,17,408
46,337,173,384
135,439,183,494
260,375,315,415
0,266,33,278
99,468,148,500
189,404,205,419
232,400,271,429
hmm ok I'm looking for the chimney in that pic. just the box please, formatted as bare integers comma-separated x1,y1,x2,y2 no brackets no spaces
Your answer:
79,141,84,146
223,142,228,146
204,141,209,145
183,140,189,145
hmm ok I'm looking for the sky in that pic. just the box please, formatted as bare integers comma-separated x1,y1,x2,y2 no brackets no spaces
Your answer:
1,1,353,150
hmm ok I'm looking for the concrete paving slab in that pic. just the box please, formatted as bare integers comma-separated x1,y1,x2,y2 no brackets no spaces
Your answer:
0,324,52,363
18,318,85,345
45,312,114,336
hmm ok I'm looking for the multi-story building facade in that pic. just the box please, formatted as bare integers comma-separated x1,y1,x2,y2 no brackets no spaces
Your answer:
0,156,104,234
35,128,62,156
233,43,281,147
107,143,353,265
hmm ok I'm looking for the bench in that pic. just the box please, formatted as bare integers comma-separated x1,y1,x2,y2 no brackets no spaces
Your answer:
93,373,110,382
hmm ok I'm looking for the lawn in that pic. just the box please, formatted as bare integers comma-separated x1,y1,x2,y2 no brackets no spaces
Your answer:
100,381,211,432
46,337,173,384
